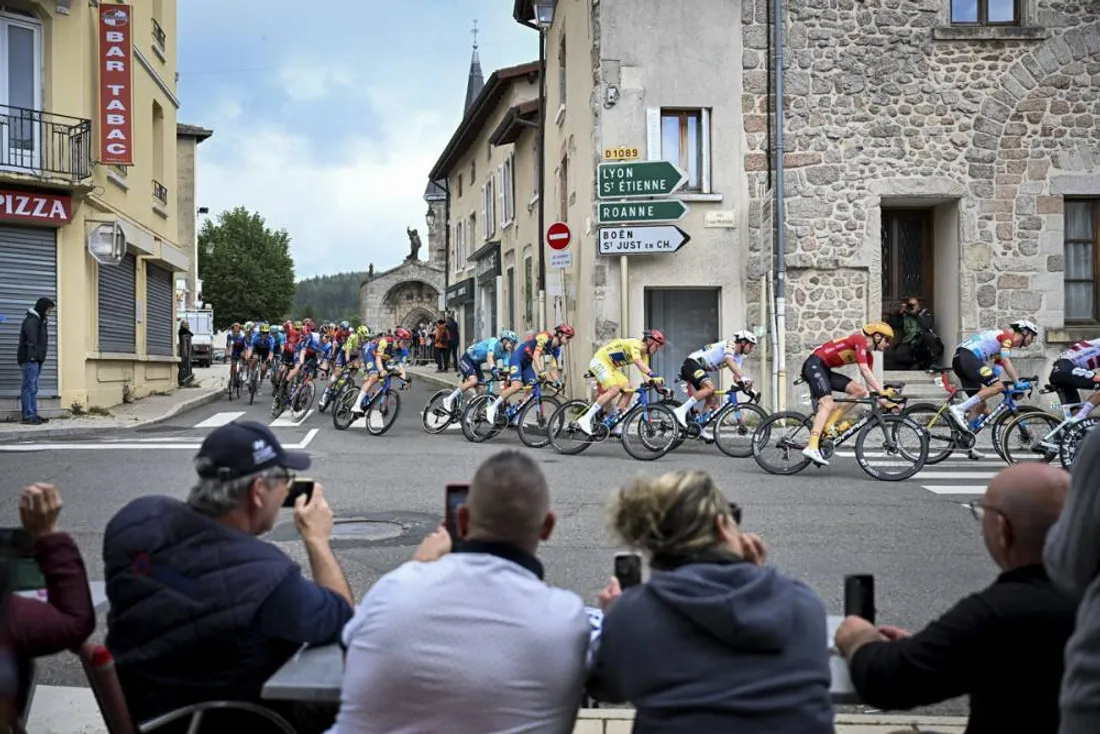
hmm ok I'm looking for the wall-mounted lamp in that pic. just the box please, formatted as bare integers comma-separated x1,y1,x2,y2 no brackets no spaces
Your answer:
534,1,556,29
425,206,437,233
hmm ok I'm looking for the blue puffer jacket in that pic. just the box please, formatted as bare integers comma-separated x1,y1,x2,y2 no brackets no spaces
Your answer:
103,496,300,723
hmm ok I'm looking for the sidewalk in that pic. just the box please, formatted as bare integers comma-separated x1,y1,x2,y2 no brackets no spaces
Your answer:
26,686,967,733
407,363,463,390
0,364,229,442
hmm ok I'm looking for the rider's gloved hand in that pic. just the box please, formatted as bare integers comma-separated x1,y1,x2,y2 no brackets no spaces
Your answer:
538,372,549,381
650,375,665,385
1014,379,1031,391
491,367,502,380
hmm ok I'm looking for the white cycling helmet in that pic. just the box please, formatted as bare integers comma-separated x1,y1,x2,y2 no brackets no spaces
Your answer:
732,330,758,345
1010,319,1039,336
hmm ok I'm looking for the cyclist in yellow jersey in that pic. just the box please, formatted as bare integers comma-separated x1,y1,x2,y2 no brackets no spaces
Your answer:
576,329,667,435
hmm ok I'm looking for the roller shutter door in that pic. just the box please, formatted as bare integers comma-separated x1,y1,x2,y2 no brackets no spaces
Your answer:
0,226,58,398
98,253,136,354
146,262,174,356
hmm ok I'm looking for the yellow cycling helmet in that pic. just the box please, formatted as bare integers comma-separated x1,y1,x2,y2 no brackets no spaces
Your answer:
862,322,895,340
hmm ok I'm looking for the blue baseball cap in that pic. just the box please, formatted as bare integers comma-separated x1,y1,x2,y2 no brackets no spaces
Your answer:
194,420,310,480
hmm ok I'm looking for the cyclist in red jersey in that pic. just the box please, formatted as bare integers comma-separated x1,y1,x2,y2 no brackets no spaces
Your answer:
800,322,894,466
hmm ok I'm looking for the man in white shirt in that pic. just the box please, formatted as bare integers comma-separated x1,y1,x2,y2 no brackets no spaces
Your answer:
328,450,590,734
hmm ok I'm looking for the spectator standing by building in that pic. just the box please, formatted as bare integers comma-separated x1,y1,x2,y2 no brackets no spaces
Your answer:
16,297,53,425
329,450,590,734
446,312,461,373
433,318,449,371
178,319,193,385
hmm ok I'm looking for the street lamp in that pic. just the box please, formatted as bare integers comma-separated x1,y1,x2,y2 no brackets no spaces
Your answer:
425,205,437,233
534,1,555,28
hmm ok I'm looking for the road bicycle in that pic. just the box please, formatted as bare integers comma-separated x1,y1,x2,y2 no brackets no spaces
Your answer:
331,370,410,436
998,383,1099,469
547,379,678,460
670,380,768,458
752,382,928,481
326,368,363,430
226,357,243,401
422,377,499,434
270,361,319,421
318,364,360,414
461,378,563,448
246,360,263,405
900,368,1041,464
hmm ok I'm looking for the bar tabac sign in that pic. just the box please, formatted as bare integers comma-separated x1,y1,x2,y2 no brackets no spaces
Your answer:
99,5,133,165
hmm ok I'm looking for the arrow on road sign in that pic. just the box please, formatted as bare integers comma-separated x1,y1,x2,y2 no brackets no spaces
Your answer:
597,199,690,224
597,225,691,255
597,161,688,200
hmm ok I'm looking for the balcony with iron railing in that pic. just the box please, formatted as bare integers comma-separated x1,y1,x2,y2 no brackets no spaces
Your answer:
0,105,93,182
153,179,169,205
151,19,166,55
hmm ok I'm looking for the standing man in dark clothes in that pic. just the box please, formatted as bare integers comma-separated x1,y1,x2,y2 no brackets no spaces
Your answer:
446,313,461,374
17,297,53,425
834,463,1075,734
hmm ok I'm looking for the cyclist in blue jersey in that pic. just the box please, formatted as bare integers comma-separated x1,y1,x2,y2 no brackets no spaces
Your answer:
487,324,574,425
351,327,413,417
225,322,248,388
245,323,276,381
443,330,519,412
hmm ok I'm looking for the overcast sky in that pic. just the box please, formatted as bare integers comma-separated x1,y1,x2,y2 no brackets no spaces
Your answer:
178,0,535,279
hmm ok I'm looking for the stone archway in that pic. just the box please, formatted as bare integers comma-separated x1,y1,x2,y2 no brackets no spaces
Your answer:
378,280,440,331
399,307,436,330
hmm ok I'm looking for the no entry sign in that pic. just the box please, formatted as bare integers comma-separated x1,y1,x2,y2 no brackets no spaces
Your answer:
546,221,572,250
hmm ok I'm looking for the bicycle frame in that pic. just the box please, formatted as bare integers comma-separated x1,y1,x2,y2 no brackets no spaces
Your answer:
924,368,1034,435
1025,387,1083,450
811,392,905,447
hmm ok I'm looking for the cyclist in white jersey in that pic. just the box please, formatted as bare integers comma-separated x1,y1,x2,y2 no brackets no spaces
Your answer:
1049,337,1100,421
672,331,757,428
948,319,1038,433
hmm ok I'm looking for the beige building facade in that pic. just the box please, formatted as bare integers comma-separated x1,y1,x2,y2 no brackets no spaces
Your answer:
175,123,212,310
0,1,189,418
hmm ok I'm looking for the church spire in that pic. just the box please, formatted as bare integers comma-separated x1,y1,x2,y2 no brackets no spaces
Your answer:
463,19,484,114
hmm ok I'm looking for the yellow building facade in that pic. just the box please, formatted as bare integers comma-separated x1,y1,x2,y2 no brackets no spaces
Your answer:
0,0,187,417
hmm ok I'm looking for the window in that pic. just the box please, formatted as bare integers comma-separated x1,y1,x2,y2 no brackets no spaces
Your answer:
0,14,42,171
559,154,569,222
457,173,463,198
659,109,709,192
452,222,461,273
467,214,476,265
558,36,567,106
482,179,495,240
532,140,540,198
500,157,515,226
1065,199,1100,322
151,0,166,54
523,252,534,328
951,0,1019,25
152,100,165,201
470,159,475,182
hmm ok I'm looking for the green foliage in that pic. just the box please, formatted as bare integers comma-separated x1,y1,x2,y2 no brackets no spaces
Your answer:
292,271,367,322
198,207,297,331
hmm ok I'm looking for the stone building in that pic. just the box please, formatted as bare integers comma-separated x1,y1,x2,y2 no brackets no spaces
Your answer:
176,123,213,309
357,225,445,331
740,0,1100,387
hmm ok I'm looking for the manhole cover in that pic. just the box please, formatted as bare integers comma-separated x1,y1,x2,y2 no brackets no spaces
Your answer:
330,520,404,541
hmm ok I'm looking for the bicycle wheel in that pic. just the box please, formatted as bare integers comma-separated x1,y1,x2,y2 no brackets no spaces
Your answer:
332,389,358,430
751,411,814,475
1000,411,1060,464
227,369,235,401
655,398,687,452
234,372,242,400
290,381,314,422
546,400,598,455
422,389,457,434
248,371,257,405
853,415,928,481
516,396,561,448
365,389,401,436
900,402,959,465
620,403,679,460
270,380,287,418
460,395,494,443
990,405,1044,462
1059,417,1098,469
713,402,768,458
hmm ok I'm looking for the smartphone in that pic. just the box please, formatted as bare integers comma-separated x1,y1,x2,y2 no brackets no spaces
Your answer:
282,478,315,508
444,484,470,543
614,552,643,589
844,574,875,624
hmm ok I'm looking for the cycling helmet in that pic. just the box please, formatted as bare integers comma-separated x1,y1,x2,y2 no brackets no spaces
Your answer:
357,325,371,339
732,330,758,345
270,325,281,333
862,322,895,340
394,327,413,340
319,324,331,335
499,329,519,343
555,323,575,338
244,321,254,332
231,322,241,330
340,320,350,330
259,323,270,333
642,328,666,346
303,318,315,327
1010,319,1039,336
284,320,294,331
293,320,303,330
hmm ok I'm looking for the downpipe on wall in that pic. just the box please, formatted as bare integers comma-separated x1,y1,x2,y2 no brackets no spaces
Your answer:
773,0,788,412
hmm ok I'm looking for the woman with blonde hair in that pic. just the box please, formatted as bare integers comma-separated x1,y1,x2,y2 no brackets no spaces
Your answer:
590,470,833,733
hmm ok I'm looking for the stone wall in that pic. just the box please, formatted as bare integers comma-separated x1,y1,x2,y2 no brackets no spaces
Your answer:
742,0,1100,376
358,260,443,332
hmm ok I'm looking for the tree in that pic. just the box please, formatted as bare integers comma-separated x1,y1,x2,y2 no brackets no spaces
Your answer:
292,271,367,320
198,207,297,330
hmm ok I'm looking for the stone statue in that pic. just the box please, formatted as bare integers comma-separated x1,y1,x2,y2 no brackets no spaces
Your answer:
407,227,422,261
368,263,375,278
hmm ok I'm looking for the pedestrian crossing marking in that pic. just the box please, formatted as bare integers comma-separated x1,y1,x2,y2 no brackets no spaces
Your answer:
915,471,998,480
270,410,314,427
923,485,989,496
194,411,246,428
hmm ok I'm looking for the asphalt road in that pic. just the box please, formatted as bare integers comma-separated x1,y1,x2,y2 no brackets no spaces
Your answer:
1,374,1001,715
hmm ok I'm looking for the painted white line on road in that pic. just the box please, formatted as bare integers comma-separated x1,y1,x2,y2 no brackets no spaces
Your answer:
834,450,1002,464
0,442,203,451
271,410,313,427
915,471,998,480
923,484,988,495
194,411,245,428
292,429,319,449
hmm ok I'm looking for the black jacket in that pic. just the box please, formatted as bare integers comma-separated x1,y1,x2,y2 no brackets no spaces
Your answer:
17,298,51,364
848,565,1075,734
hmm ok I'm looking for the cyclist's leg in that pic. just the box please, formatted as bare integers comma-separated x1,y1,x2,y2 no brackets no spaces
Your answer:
802,356,838,464
488,359,533,422
674,358,712,425
949,350,1000,426
446,355,481,409
577,358,622,433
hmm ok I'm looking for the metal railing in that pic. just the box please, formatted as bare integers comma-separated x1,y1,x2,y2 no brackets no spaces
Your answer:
152,19,166,50
153,179,168,205
0,105,92,180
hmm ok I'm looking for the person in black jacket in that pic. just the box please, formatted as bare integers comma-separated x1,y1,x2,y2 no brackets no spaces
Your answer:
17,297,53,425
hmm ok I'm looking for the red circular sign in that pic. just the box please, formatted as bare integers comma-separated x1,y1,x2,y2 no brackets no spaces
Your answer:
546,222,572,250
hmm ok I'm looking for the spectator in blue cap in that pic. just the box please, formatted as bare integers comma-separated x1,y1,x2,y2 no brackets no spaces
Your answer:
103,421,353,733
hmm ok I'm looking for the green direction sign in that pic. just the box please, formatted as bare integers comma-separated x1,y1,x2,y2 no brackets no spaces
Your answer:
597,160,688,200
598,199,689,224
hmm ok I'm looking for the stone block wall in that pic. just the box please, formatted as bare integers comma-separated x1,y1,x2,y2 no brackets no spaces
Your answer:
742,0,1100,381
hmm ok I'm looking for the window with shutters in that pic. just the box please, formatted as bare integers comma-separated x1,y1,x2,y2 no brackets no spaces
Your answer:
146,262,174,356
1065,199,1100,323
482,179,495,240
500,156,515,227
97,254,137,354
659,109,710,193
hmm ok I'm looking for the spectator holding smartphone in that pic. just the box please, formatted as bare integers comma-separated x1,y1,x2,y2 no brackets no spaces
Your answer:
590,470,833,734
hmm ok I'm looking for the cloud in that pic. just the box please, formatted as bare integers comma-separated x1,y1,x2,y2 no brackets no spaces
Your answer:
277,62,355,102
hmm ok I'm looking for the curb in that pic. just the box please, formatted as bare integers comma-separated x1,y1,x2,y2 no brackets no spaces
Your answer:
409,369,461,391
0,387,224,443
573,709,967,730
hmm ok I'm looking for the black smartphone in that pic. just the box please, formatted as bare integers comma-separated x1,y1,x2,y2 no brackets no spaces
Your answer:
844,574,875,624
282,478,315,508
444,484,469,542
728,502,743,526
614,552,643,589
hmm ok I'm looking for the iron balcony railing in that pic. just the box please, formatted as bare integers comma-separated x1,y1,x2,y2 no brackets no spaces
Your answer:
153,179,169,205
0,105,92,180
152,19,166,50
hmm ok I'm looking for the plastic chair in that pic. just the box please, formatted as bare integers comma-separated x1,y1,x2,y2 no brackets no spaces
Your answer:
76,642,296,734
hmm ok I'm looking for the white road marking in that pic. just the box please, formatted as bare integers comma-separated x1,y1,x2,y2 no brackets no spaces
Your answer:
292,429,319,449
193,411,246,428
914,471,998,480
923,484,989,495
270,410,313,427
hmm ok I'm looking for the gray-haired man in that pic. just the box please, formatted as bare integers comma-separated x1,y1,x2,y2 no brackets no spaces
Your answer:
103,421,353,732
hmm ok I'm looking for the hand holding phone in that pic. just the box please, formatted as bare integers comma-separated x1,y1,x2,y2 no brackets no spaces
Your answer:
444,484,469,543
282,478,315,508
614,552,643,589
844,574,875,624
